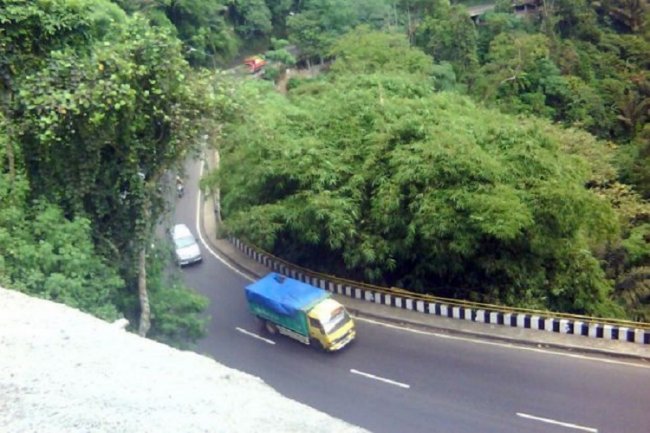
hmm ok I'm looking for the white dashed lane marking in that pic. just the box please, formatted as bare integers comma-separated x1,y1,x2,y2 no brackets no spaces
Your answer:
350,369,410,389
516,412,598,432
235,327,276,345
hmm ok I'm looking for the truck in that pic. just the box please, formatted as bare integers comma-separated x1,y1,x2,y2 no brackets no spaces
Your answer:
245,273,356,351
243,55,267,74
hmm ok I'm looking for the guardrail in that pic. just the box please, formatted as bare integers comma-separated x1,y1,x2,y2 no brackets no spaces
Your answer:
229,237,650,345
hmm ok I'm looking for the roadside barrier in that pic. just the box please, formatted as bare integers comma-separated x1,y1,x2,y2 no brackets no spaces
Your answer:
229,237,650,345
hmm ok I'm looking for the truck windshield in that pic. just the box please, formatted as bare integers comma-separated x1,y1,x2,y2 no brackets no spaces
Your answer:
321,308,349,334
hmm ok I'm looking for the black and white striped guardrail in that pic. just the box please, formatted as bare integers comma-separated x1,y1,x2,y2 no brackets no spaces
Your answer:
230,237,650,345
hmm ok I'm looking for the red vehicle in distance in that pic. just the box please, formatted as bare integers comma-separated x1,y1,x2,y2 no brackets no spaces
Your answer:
243,56,267,74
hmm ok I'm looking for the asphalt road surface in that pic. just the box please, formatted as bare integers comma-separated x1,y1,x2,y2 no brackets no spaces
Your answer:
169,159,650,433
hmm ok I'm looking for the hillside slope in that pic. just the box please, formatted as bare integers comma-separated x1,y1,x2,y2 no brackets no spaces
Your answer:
0,287,367,433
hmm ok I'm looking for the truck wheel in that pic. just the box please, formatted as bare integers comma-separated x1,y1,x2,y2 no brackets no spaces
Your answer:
264,320,278,335
310,337,325,351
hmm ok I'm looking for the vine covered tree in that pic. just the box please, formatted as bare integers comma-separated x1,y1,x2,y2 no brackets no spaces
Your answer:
1,0,214,343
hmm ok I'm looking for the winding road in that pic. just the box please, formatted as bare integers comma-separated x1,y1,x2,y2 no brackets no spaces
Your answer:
172,159,650,433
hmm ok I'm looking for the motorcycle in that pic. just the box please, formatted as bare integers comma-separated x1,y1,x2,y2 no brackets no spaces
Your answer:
176,177,184,198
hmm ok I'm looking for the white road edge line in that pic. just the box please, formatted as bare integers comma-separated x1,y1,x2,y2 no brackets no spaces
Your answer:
350,369,410,389
236,327,276,345
516,412,598,432
355,317,650,370
195,157,255,282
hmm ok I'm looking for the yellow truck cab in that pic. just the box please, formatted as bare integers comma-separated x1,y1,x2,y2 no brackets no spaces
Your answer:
245,273,356,351
306,298,355,351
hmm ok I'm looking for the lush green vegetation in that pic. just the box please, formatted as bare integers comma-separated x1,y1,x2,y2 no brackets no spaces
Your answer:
2,0,648,327
202,1,649,320
0,0,217,345
211,44,619,316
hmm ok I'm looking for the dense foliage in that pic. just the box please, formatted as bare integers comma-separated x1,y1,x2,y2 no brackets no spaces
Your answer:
209,22,650,319
1,0,215,345
2,0,648,327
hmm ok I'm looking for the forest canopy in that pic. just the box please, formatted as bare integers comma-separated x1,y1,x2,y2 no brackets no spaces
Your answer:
206,3,650,319
0,0,217,345
1,0,648,328
212,47,624,316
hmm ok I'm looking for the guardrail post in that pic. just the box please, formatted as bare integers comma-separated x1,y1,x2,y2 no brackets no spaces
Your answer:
558,319,569,334
588,324,599,338
516,314,526,328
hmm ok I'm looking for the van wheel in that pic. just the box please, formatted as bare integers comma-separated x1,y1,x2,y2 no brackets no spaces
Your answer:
264,321,278,335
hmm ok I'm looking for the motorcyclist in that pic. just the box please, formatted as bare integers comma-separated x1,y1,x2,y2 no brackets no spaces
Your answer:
176,176,184,197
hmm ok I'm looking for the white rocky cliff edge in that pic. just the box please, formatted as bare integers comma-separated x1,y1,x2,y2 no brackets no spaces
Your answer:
0,287,369,433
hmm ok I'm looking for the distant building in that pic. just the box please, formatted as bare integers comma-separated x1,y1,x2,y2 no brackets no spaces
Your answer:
512,0,543,15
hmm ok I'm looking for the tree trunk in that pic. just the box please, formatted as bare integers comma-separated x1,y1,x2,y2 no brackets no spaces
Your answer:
5,128,15,181
407,8,412,44
1,88,16,181
137,245,151,337
138,192,152,337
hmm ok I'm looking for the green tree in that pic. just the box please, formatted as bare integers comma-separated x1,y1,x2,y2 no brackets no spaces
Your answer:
476,32,576,120
0,114,123,320
287,0,355,65
0,201,124,320
11,9,215,337
265,38,297,65
113,0,238,66
210,67,623,316
228,0,273,39
476,11,531,63
265,0,294,36
415,3,479,83
619,125,650,198
286,10,330,65
287,0,393,65
0,0,105,179
329,27,433,76
594,0,649,34
538,0,600,41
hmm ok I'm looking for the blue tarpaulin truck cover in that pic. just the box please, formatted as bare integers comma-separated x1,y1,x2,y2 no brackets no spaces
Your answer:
245,273,329,316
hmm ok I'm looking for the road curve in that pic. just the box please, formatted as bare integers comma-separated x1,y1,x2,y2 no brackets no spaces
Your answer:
170,159,650,433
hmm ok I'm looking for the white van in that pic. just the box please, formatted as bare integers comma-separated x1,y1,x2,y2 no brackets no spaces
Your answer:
170,224,202,266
